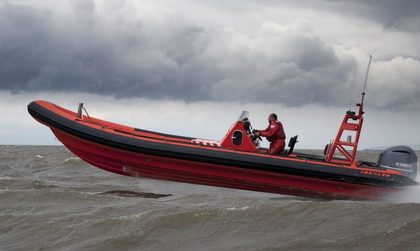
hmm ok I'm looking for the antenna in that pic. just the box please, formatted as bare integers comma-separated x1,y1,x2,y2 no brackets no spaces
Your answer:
362,55,372,97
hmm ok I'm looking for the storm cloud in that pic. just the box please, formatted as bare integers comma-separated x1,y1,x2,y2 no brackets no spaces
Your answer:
0,0,419,110
332,0,420,32
257,0,420,32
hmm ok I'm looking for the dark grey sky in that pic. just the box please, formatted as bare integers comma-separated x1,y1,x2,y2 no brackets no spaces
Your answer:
0,0,419,109
333,0,420,31
259,0,420,31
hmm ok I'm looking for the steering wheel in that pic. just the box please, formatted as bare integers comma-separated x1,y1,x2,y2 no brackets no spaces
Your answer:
252,129,263,141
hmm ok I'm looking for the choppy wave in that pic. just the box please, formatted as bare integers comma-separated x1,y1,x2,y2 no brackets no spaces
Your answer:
1,145,420,250
31,180,60,189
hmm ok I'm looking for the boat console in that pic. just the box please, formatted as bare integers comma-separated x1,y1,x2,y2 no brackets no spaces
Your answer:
220,111,260,152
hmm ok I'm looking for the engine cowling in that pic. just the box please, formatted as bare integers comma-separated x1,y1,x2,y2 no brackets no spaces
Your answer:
378,145,417,179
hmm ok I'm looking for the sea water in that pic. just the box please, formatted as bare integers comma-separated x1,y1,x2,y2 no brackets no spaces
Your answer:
1,145,420,250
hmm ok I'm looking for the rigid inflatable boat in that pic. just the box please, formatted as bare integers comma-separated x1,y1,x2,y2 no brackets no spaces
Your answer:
27,97,417,200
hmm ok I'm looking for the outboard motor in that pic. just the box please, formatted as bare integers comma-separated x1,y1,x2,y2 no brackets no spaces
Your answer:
378,145,417,179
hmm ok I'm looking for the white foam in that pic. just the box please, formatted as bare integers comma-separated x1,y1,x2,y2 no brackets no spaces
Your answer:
64,157,80,162
226,206,251,211
117,210,151,221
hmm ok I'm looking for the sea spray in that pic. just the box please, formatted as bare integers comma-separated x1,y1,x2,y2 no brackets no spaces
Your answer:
385,156,420,203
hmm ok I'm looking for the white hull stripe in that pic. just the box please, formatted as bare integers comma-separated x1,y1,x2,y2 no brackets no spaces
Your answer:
191,139,221,147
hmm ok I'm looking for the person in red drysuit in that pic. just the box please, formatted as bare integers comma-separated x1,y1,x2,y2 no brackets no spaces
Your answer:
254,113,286,154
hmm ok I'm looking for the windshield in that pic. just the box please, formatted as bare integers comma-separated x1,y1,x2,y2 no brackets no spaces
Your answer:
237,111,249,121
